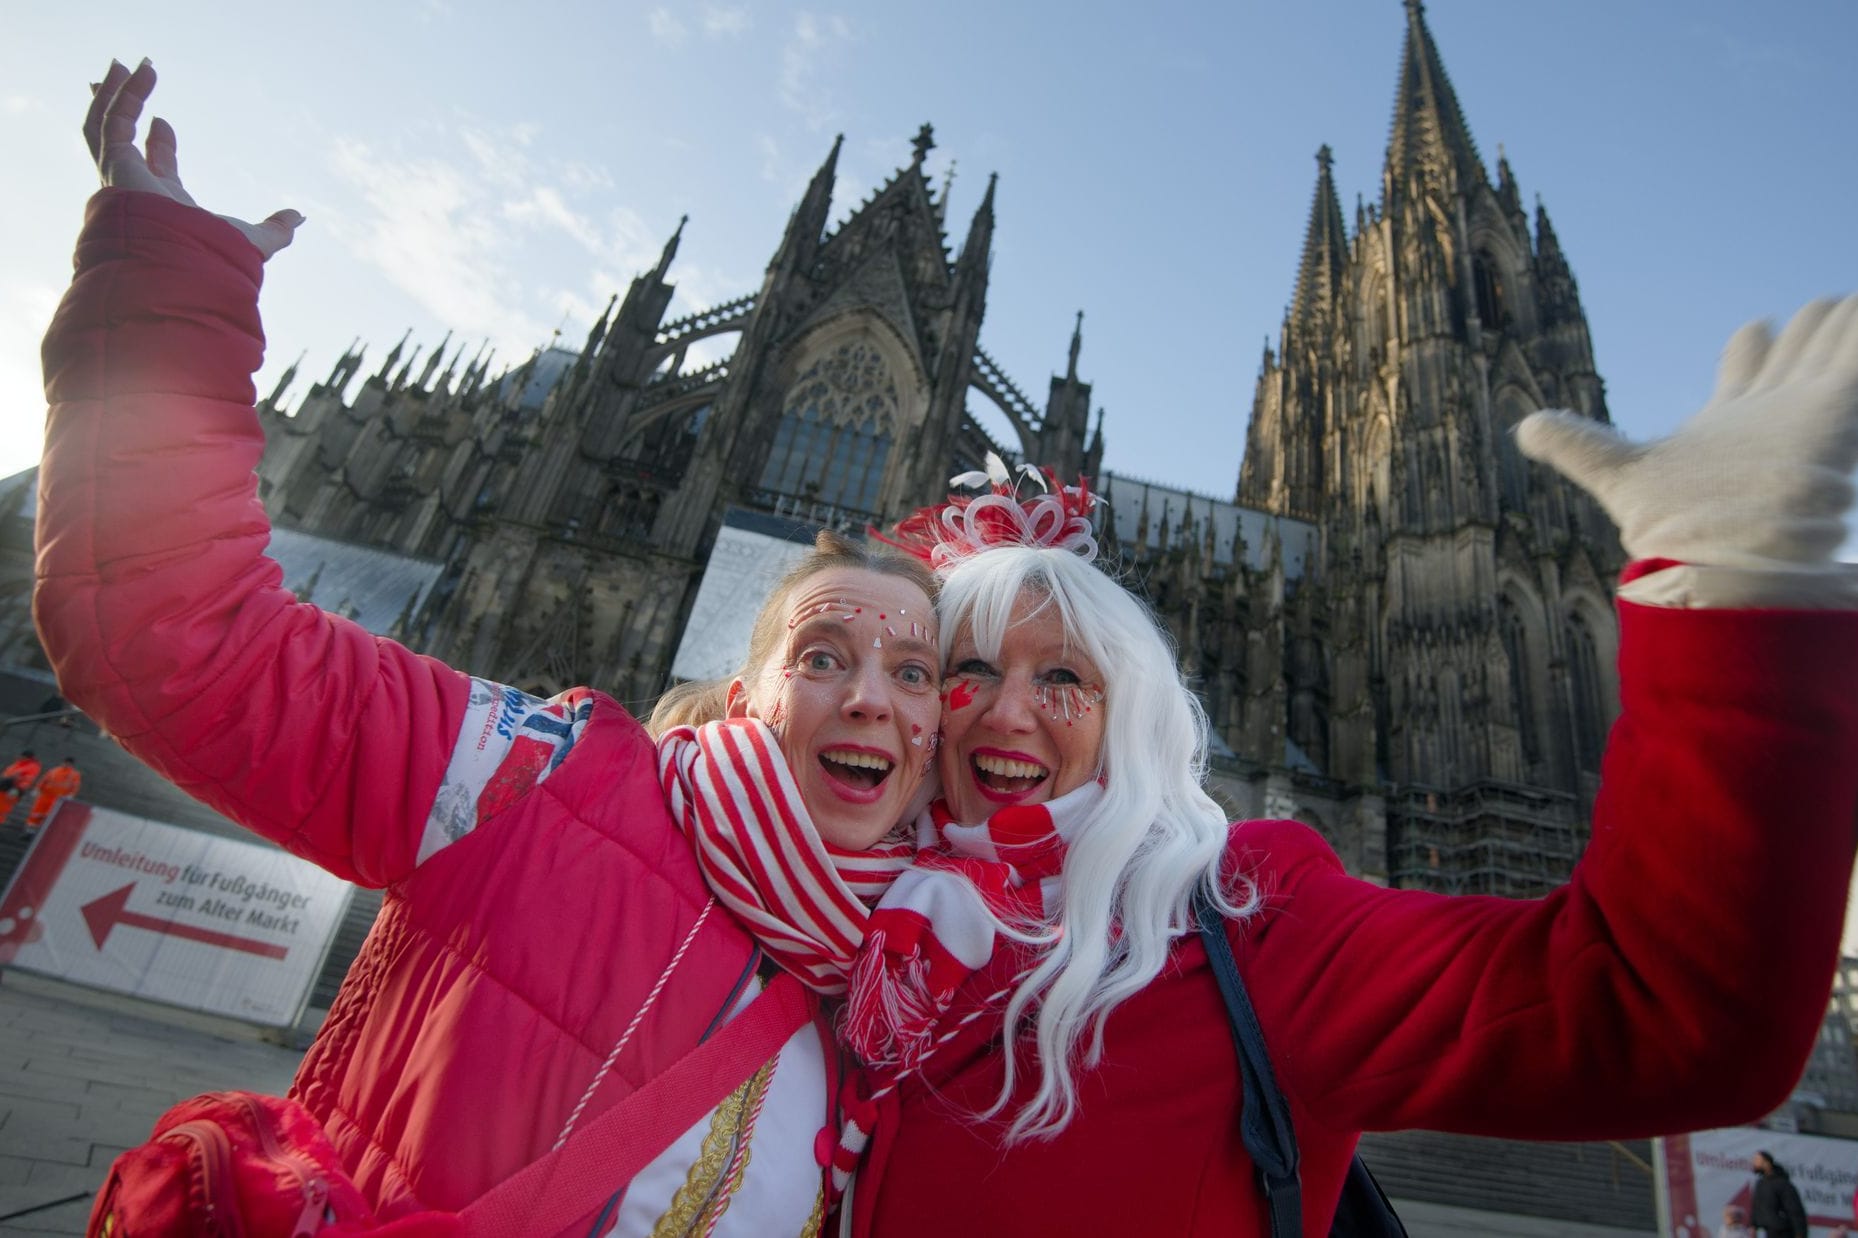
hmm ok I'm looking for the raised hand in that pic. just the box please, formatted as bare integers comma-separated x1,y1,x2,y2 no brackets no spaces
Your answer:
1519,296,1858,588
85,58,303,260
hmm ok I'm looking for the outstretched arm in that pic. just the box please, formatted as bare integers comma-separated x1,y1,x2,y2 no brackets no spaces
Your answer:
35,61,475,886
1248,299,1858,1137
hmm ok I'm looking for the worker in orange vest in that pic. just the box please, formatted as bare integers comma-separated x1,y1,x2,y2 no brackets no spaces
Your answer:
24,757,80,832
0,749,41,822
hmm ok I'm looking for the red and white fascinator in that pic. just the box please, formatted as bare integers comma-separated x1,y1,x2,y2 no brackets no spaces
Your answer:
878,452,1099,569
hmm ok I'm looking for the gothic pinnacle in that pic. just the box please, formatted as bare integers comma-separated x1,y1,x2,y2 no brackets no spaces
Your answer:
656,215,688,275
910,122,935,166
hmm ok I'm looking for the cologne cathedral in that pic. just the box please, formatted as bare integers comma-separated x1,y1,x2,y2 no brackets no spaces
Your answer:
2,1,1623,899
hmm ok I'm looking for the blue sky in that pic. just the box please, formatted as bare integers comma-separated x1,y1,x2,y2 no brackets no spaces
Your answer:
5,0,1855,500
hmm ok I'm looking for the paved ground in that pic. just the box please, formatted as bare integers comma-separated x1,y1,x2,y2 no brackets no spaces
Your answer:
0,968,1655,1237
0,969,303,1236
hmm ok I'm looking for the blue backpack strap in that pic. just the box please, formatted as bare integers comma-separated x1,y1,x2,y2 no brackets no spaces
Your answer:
1194,884,1303,1238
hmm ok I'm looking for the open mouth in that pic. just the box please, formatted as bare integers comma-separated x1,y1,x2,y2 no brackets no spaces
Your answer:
972,752,1050,797
820,748,894,792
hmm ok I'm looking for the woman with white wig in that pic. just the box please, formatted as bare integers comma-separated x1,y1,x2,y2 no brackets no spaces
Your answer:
830,285,1858,1236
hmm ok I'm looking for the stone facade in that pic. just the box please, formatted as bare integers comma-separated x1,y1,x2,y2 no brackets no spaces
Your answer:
2,1,1624,897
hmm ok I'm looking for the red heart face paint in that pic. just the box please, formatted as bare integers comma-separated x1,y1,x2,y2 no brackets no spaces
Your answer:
937,594,1108,826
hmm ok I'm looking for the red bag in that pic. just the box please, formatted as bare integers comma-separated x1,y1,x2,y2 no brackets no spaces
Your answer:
86,1091,458,1237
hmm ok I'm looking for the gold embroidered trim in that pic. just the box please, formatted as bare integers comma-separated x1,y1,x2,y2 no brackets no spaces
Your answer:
650,1054,778,1237
797,1184,826,1238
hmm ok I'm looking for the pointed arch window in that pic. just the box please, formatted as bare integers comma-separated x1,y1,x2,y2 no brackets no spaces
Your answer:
1473,251,1509,331
1493,395,1533,513
759,339,898,517
1500,597,1540,765
1567,611,1606,775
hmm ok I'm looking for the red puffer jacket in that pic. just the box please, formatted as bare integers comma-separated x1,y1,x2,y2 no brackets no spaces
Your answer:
35,190,775,1226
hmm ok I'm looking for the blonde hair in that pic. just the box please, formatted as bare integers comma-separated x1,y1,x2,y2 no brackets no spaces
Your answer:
647,531,937,736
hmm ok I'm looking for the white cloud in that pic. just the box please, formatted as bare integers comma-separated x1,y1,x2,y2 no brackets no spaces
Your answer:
458,127,527,190
702,6,751,36
504,185,604,253
320,117,750,382
560,161,615,193
326,137,551,349
781,11,854,131
758,134,786,186
649,8,688,46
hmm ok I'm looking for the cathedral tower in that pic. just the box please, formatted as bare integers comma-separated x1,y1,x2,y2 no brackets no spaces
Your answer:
1233,0,1625,891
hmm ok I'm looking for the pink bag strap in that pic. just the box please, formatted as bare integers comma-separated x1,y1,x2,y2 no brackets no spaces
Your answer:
459,972,812,1238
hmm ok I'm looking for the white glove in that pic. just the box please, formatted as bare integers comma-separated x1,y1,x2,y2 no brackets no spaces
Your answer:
85,58,302,261
1518,295,1858,607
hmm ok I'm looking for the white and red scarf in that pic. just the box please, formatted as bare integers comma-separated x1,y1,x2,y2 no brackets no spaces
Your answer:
824,781,1104,1193
840,781,1100,1070
658,717,1102,1195
656,718,912,996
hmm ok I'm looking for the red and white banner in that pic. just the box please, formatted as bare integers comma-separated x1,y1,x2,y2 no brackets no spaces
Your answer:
1660,1127,1858,1237
0,802,351,1025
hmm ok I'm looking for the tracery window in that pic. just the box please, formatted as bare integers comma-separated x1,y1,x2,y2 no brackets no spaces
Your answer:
1494,396,1532,513
758,339,897,516
1500,598,1540,765
1567,611,1606,775
1473,252,1509,330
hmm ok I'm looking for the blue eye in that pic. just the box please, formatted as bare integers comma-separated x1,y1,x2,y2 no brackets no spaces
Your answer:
898,662,934,688
801,648,842,673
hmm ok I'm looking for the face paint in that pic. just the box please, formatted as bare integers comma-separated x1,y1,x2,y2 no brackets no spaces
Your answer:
1030,682,1104,726
738,569,940,850
937,595,1107,825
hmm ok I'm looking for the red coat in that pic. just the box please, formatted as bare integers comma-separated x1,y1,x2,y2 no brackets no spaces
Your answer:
34,191,794,1227
850,599,1858,1236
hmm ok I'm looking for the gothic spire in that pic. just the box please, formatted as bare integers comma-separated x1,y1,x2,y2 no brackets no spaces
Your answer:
1385,0,1483,195
1067,310,1084,381
654,215,688,280
1495,145,1523,216
957,172,997,275
584,293,618,354
1534,195,1566,265
418,330,453,389
1290,146,1349,336
378,328,412,380
799,134,843,240
910,122,935,167
1534,195,1579,318
266,350,306,408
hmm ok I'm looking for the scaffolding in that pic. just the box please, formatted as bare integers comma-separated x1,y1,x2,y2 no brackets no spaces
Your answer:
1388,779,1587,898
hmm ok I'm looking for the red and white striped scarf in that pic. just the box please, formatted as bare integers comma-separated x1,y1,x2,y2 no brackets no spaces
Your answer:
656,717,913,995
840,781,1100,1068
825,782,1104,1194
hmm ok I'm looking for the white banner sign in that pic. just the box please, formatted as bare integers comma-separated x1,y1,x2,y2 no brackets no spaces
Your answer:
1660,1126,1858,1237
671,517,816,683
0,802,351,1025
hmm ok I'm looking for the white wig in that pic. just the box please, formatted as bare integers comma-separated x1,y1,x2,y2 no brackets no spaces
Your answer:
935,545,1259,1139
